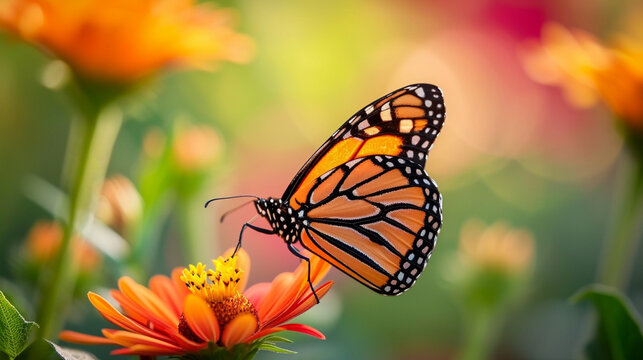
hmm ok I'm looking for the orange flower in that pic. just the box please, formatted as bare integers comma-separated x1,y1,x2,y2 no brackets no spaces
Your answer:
25,220,101,272
0,0,254,83
459,220,534,274
522,22,643,132
172,124,223,173
59,248,332,356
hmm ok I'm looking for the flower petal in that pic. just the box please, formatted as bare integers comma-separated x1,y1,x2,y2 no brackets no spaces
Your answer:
87,292,172,342
264,281,333,329
172,267,192,299
149,274,183,317
249,323,325,342
222,247,251,292
244,282,270,307
110,289,178,339
118,276,179,326
255,272,296,324
257,255,331,327
59,330,115,345
183,294,220,342
220,313,258,347
102,329,183,352
110,290,149,325
111,344,183,356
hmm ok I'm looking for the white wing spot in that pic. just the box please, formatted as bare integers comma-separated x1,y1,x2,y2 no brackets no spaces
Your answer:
411,135,420,145
381,107,392,121
415,87,425,98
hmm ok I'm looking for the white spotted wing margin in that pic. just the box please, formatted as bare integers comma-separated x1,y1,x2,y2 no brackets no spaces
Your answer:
297,155,442,295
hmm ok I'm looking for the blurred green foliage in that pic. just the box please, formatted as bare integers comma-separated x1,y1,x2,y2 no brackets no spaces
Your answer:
1,0,643,359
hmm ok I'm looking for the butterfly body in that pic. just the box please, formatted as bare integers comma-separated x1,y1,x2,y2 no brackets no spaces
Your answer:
242,84,445,296
254,197,302,244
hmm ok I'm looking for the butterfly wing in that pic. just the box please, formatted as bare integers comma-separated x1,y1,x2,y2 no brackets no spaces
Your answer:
297,155,442,295
282,83,445,210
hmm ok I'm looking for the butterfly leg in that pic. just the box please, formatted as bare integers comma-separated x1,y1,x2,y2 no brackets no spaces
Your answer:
234,222,274,256
287,243,320,304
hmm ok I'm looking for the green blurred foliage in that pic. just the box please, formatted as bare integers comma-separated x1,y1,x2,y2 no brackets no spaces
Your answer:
574,285,643,360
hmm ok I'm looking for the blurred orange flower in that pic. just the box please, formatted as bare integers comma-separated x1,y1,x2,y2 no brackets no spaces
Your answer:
25,220,101,272
523,22,643,132
59,248,332,356
172,124,223,172
459,220,534,274
0,0,254,83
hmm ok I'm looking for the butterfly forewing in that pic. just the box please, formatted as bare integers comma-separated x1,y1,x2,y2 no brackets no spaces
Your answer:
298,155,442,295
283,83,445,210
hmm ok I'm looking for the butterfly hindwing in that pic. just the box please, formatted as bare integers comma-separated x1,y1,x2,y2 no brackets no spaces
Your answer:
297,155,442,295
283,83,445,210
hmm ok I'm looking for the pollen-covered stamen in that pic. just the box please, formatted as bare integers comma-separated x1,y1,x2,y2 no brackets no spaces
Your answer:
179,255,258,339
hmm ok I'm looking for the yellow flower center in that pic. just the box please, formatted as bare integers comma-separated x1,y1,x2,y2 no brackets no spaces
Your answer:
179,255,257,340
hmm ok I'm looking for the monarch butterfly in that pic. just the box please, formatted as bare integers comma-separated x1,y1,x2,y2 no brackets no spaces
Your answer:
209,83,444,299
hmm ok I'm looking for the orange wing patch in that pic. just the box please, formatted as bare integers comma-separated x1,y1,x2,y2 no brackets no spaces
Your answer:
302,229,389,288
392,94,423,106
353,168,408,197
291,135,403,208
290,137,362,208
355,135,403,158
366,187,425,207
307,196,379,220
310,168,345,204
340,159,384,192
362,221,415,255
309,223,400,275
395,106,425,119
387,209,425,233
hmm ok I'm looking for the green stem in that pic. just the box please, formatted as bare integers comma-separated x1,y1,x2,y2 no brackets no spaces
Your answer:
179,196,212,264
35,106,123,340
598,158,643,289
458,311,495,360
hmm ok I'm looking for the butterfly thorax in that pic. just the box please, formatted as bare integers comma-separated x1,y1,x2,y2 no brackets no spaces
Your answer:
254,197,303,244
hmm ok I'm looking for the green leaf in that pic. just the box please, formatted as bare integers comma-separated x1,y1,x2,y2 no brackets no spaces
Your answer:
46,340,98,360
258,343,297,354
0,291,38,359
259,335,293,344
573,284,643,360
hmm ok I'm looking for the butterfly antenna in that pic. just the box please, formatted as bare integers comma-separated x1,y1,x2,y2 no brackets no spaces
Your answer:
204,195,260,209
219,200,255,223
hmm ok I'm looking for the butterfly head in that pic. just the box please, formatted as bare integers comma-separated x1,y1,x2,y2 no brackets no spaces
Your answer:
254,197,302,244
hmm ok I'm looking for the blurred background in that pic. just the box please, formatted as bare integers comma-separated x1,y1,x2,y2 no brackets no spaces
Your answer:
1,0,642,359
